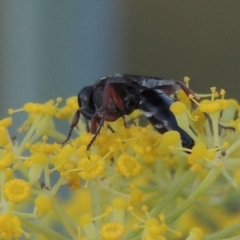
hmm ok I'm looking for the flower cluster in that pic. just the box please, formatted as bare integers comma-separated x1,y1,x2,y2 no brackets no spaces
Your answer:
0,79,240,240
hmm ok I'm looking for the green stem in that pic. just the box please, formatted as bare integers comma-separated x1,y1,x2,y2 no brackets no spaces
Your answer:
19,216,71,240
204,222,240,240
51,177,66,196
88,180,101,229
222,237,240,240
44,165,51,188
14,211,36,218
122,228,141,240
124,171,195,240
211,113,220,148
17,117,40,154
166,167,221,224
52,198,77,239
225,138,240,158
149,170,195,217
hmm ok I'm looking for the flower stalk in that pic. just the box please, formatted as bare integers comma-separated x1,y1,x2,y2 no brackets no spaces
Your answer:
166,167,221,224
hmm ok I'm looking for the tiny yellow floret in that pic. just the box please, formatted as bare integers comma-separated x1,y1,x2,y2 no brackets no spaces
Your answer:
0,151,14,169
4,179,31,203
130,186,143,205
170,101,187,114
145,218,167,236
161,131,181,146
100,222,125,240
0,117,13,127
29,153,48,165
199,100,221,113
35,195,52,213
116,154,142,178
111,197,128,209
78,155,105,180
0,213,23,239
191,144,207,159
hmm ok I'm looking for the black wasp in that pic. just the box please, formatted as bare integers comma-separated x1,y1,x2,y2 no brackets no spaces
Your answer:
61,74,196,150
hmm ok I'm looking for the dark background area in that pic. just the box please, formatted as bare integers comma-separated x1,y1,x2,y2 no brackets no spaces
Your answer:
0,1,240,117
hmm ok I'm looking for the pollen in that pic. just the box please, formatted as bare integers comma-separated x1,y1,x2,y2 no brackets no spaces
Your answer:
100,222,125,240
4,179,31,203
78,155,105,180
0,213,23,239
116,154,142,178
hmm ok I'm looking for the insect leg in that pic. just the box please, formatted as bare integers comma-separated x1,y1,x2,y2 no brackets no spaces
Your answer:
59,109,81,144
84,117,90,132
122,115,129,128
176,81,198,101
87,112,106,150
107,125,115,133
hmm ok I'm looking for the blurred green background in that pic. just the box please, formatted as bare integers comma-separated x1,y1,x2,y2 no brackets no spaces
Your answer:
1,1,240,118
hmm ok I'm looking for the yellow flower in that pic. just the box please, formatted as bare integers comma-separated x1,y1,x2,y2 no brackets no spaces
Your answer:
0,213,28,240
4,179,31,203
78,154,105,180
116,154,142,178
0,151,14,169
35,195,52,218
56,96,78,119
100,222,125,240
2,81,240,240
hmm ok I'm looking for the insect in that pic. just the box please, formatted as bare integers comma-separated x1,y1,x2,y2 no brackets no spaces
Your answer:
61,74,195,150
